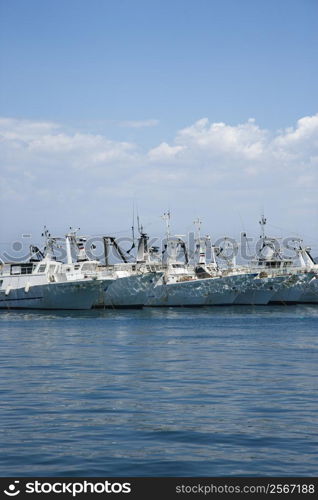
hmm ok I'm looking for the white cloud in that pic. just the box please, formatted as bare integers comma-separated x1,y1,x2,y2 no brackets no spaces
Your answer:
148,142,185,161
0,114,317,249
274,114,318,147
0,117,59,137
176,117,268,160
0,118,140,175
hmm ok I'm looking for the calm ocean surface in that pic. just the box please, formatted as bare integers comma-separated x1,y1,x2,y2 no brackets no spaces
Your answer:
0,305,317,477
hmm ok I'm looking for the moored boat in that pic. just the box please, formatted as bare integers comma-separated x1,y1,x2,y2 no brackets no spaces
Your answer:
0,259,111,310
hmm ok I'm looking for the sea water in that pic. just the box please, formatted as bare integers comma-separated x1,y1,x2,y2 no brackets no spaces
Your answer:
0,305,317,477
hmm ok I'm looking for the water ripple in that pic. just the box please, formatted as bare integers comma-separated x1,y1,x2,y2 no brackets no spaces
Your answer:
0,305,317,476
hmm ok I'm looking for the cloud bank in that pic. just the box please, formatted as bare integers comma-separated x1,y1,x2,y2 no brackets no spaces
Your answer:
0,114,317,247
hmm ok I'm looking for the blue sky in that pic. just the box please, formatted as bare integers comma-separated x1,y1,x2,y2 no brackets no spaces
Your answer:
0,0,317,255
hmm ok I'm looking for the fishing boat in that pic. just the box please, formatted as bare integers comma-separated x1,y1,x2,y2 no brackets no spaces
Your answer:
67,230,161,308
0,235,113,310
145,215,255,306
299,276,318,303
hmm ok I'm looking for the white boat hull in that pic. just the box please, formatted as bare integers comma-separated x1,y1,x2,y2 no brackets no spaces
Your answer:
146,278,210,306
146,274,251,307
297,276,318,303
205,274,247,305
270,273,315,304
98,272,158,308
145,280,207,307
234,275,285,305
0,279,107,310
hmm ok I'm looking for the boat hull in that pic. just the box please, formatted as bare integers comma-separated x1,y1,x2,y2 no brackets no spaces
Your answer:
0,279,105,310
269,273,315,304
97,272,158,308
146,274,250,307
234,275,285,305
205,274,247,305
296,276,318,303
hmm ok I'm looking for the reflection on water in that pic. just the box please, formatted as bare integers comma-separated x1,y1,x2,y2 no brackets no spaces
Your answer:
0,305,317,476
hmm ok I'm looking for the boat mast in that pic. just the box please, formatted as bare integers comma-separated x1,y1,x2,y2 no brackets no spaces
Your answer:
194,217,206,265
162,211,174,265
65,227,79,265
162,211,171,242
103,237,110,266
259,214,267,241
135,216,149,263
39,226,51,260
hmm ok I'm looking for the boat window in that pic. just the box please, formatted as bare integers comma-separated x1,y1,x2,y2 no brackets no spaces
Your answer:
74,264,81,270
11,264,33,275
82,263,93,270
38,264,47,273
11,265,21,275
49,265,56,273
21,265,33,274
0,280,3,287
266,262,279,268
